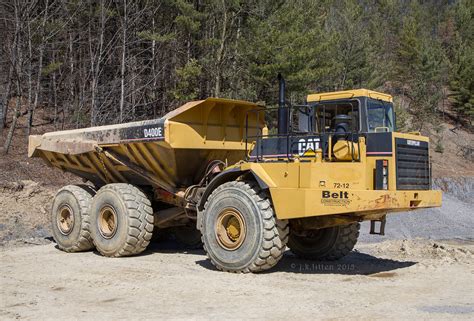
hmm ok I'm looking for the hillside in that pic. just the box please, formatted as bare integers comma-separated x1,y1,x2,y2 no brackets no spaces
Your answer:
0,105,80,187
427,123,474,178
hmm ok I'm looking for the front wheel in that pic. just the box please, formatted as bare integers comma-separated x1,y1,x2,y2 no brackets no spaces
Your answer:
288,223,360,260
201,181,289,273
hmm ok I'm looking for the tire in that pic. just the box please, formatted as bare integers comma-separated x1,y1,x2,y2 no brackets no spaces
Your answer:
90,183,154,257
201,181,289,273
288,223,360,260
51,184,95,252
172,225,203,249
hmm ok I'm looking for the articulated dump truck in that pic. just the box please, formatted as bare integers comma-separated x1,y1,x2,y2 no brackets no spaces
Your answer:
29,78,442,273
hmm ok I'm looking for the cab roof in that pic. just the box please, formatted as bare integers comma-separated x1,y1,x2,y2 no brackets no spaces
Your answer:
307,89,393,103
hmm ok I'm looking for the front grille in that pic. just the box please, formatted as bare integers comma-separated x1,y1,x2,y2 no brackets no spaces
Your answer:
395,138,430,190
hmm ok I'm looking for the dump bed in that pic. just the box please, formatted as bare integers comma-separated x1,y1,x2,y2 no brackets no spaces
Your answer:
29,98,263,192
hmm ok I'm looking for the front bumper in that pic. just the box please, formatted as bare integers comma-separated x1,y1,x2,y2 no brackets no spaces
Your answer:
270,188,442,220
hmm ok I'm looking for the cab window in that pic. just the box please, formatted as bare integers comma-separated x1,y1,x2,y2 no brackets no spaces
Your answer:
367,99,394,132
315,101,359,133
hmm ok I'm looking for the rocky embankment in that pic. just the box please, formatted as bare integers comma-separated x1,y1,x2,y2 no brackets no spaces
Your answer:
433,177,473,204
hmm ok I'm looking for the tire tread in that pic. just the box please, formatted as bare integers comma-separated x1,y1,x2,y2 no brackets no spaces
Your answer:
92,183,154,257
202,180,289,273
54,184,95,252
289,223,360,260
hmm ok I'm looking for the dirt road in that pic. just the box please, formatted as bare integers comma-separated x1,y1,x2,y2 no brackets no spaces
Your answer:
1,180,473,320
1,239,473,320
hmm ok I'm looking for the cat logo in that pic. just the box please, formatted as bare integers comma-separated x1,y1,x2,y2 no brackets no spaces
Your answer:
298,138,320,156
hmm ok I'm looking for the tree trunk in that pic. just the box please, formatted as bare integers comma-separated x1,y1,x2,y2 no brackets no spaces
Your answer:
68,32,75,124
3,89,21,155
3,1,22,155
230,15,240,98
90,0,106,126
52,67,58,129
119,0,127,123
131,56,136,118
26,19,33,136
151,16,157,118
0,64,13,133
214,0,227,98
26,0,49,136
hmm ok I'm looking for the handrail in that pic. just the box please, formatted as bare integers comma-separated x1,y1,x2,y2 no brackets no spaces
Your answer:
244,106,362,162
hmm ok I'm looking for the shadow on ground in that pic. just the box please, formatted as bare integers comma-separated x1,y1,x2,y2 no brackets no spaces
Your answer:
147,239,417,275
55,238,416,275
146,239,204,255
195,252,416,275
270,251,416,275
88,239,206,258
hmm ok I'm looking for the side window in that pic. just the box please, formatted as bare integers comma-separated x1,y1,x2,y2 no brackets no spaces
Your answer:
315,101,359,133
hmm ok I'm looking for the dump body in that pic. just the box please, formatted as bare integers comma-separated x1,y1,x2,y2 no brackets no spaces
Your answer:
29,98,262,192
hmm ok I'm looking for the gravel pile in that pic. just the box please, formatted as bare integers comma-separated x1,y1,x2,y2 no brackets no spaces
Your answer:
360,177,474,242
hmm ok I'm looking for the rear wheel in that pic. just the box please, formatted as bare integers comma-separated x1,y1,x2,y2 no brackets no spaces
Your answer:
51,185,95,252
90,183,154,257
288,223,360,260
201,181,289,273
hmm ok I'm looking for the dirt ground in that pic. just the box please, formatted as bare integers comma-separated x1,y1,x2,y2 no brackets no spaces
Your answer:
1,239,473,320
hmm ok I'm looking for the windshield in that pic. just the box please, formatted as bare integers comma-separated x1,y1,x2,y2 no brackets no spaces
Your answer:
367,99,394,132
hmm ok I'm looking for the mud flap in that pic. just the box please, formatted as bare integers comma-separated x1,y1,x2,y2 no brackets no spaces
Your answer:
196,209,204,232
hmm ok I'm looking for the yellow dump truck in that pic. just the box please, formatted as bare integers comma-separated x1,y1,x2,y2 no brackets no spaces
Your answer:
29,77,441,273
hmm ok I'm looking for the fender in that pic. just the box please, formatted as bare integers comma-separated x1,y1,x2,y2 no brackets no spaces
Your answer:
197,167,269,212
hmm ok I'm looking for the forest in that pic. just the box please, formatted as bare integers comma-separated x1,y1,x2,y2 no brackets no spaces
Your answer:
0,0,473,153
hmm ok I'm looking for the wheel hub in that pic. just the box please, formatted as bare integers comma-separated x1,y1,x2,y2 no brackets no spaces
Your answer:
57,204,75,235
98,205,118,239
215,208,246,250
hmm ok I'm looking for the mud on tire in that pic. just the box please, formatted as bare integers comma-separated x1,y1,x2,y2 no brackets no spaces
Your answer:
288,223,360,260
90,183,154,257
201,181,289,273
51,184,95,252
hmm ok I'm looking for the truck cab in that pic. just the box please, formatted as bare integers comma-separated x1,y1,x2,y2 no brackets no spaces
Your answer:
243,86,440,219
306,89,395,134
305,89,431,191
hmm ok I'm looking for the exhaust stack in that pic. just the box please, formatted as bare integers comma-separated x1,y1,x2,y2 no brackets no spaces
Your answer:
277,73,288,135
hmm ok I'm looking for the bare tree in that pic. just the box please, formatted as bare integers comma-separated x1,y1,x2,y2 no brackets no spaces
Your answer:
89,0,107,126
0,63,13,133
3,0,24,154
119,0,128,123
26,0,49,136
